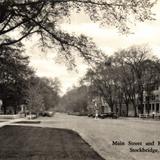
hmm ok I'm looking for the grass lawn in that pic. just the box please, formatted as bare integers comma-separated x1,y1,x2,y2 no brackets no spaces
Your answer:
0,125,104,160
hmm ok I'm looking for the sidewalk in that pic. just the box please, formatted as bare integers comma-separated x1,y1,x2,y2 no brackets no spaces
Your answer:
0,118,25,128
118,116,160,124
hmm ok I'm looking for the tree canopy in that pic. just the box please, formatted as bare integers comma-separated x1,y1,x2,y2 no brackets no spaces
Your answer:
0,45,34,113
0,44,61,114
0,0,157,64
57,85,88,114
27,76,60,114
83,45,160,117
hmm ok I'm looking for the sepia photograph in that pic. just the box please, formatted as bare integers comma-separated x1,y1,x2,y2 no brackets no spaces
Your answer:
0,0,160,160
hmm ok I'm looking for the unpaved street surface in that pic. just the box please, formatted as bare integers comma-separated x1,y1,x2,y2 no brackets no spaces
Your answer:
12,113,160,160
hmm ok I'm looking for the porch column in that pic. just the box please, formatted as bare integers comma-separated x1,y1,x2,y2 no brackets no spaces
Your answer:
153,103,155,112
144,104,147,114
150,104,153,114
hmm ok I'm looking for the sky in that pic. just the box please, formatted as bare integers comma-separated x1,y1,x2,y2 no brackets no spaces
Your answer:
24,1,160,95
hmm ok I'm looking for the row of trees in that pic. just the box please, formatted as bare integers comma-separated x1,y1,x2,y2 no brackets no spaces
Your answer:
83,46,160,117
56,85,88,114
0,0,157,116
0,0,156,67
56,46,160,117
0,45,60,114
27,77,60,114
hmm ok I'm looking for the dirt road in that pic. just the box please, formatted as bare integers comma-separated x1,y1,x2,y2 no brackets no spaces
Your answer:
13,113,160,160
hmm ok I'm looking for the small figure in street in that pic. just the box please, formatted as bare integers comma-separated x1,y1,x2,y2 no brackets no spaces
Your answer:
152,111,155,119
95,109,98,119
0,99,3,114
93,100,98,119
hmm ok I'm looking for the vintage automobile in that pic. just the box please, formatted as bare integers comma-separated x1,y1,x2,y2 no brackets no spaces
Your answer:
40,111,54,117
98,112,118,119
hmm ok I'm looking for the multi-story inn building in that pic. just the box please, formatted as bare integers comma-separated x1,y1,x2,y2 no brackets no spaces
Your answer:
143,85,160,115
88,84,160,117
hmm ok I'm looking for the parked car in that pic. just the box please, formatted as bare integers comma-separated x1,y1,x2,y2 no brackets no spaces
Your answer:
98,112,118,119
26,114,37,119
41,111,54,117
88,113,95,117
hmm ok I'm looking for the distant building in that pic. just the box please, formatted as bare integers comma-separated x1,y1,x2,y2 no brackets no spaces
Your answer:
88,84,160,117
87,96,111,116
143,85,160,115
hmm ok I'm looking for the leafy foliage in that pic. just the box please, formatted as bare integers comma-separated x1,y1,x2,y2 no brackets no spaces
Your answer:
83,45,160,116
57,85,88,113
27,84,45,114
27,76,60,113
0,45,34,113
0,0,157,65
0,45,60,114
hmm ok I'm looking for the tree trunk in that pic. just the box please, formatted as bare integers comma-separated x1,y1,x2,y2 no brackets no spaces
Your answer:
119,103,122,116
14,105,17,114
110,104,114,112
146,95,151,114
139,94,144,114
134,105,137,117
3,105,6,114
131,101,137,117
126,103,129,117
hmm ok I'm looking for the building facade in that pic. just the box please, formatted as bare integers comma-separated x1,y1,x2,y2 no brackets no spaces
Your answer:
143,86,160,115
88,84,160,117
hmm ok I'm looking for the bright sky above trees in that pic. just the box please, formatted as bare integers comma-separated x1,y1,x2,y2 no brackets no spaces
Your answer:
24,1,160,94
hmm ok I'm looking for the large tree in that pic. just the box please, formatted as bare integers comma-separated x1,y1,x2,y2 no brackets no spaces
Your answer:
27,76,60,113
0,45,34,114
83,46,160,117
0,0,156,64
38,77,60,111
27,82,45,115
57,85,88,113
111,46,160,116
84,58,119,112
116,46,160,115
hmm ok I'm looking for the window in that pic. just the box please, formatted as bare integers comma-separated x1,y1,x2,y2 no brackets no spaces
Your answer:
155,95,159,100
101,106,104,113
156,103,159,112
153,85,159,90
151,95,155,100
152,104,155,111
149,104,151,111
